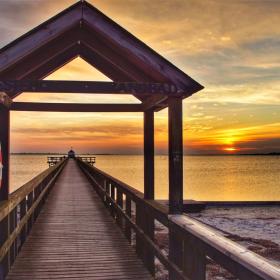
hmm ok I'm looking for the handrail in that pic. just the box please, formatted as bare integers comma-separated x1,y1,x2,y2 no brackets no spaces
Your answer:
76,158,280,280
170,215,280,280
0,158,67,278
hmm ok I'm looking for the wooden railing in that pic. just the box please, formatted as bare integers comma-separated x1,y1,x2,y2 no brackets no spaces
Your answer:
77,156,96,166
47,156,66,167
77,158,280,280
0,158,67,279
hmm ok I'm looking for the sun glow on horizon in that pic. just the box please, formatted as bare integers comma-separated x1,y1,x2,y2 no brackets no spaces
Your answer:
223,147,237,152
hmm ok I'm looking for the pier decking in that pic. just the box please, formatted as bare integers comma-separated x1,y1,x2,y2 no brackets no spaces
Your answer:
6,160,152,280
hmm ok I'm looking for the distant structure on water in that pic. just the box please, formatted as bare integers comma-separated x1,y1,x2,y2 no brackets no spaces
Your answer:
68,148,76,158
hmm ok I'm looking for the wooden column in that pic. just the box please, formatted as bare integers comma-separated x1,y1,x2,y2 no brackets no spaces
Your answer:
0,93,11,279
168,97,184,279
144,109,154,199
168,97,183,214
143,110,155,275
0,93,11,201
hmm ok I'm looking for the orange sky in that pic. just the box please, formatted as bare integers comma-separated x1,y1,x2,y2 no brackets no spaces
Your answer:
1,0,279,154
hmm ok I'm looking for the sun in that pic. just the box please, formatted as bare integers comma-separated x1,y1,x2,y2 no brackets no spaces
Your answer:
223,147,237,152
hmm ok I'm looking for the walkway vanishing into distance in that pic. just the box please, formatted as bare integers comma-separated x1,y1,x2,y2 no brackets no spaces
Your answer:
7,160,152,280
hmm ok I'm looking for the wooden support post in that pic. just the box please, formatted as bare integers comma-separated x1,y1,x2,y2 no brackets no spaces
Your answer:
144,110,154,200
143,110,155,275
0,93,11,280
168,97,183,214
168,98,183,279
0,93,11,201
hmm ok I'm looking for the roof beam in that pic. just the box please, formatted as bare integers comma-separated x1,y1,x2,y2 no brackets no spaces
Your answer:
10,102,143,112
0,27,80,80
0,3,82,72
0,81,180,96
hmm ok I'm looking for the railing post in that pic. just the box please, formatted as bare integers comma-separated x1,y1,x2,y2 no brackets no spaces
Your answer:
9,208,17,267
116,189,123,228
136,203,144,260
125,196,132,242
183,235,206,280
27,191,34,233
110,185,115,218
169,225,184,280
143,207,155,275
19,198,27,248
0,216,9,280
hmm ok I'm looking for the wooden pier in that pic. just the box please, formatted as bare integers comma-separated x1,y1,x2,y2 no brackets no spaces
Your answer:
0,1,280,280
6,159,151,280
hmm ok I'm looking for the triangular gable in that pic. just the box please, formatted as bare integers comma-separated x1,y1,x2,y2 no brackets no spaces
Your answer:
0,0,203,103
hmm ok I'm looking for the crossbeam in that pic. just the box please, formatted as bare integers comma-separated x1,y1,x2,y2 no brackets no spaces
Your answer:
0,80,181,96
10,102,143,112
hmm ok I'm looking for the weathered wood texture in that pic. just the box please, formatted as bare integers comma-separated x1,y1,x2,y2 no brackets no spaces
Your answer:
168,97,183,214
6,160,152,280
0,100,10,201
0,80,179,95
10,102,143,112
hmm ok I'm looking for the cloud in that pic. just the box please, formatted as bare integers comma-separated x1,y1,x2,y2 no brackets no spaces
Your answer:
1,0,279,154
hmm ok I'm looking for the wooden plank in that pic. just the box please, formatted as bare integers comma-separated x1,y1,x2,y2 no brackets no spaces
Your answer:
168,97,183,214
10,102,143,112
6,160,152,280
144,110,154,199
0,80,179,95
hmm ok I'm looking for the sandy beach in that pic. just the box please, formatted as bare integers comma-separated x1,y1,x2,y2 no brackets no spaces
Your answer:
155,206,280,279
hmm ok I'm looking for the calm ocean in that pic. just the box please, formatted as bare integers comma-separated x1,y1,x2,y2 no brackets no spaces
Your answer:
10,155,280,201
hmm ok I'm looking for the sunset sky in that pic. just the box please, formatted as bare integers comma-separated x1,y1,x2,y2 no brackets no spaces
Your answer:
1,0,280,154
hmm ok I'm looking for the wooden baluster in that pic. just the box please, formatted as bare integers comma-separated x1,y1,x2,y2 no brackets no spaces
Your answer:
169,227,184,280
143,209,155,275
27,191,34,233
136,203,144,260
110,184,115,218
183,235,206,280
19,198,27,248
116,189,123,228
105,180,110,208
0,216,9,279
9,208,17,267
125,196,132,242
